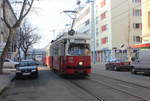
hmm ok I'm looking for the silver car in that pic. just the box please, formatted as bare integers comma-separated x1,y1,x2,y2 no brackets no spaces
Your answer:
131,49,150,75
4,59,19,68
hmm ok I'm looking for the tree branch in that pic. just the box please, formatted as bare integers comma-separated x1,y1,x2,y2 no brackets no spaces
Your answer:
2,0,11,29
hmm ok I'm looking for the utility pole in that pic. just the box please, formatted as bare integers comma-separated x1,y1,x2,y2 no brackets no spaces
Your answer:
127,0,132,61
90,0,96,64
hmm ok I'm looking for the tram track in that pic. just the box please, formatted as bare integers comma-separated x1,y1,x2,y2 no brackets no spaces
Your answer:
89,78,148,101
70,77,149,101
89,73,150,101
53,72,105,101
53,70,150,101
91,73,150,90
69,79,105,101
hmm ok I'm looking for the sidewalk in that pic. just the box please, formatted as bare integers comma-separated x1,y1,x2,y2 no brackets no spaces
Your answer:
92,63,150,88
0,69,15,95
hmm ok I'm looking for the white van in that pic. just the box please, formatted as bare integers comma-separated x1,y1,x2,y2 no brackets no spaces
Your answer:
131,49,150,75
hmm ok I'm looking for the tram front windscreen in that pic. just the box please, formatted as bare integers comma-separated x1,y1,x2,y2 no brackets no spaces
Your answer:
68,43,90,56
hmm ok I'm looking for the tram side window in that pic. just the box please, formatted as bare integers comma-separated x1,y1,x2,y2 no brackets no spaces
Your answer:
59,43,65,56
53,47,59,56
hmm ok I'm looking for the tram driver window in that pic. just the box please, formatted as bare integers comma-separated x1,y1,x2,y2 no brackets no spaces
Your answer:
68,44,90,56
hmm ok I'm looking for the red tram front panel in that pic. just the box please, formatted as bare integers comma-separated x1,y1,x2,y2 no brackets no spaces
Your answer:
65,56,91,74
52,56,91,75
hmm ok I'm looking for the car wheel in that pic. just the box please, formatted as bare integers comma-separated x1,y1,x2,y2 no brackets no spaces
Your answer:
131,68,136,74
105,66,109,70
109,66,113,71
16,73,21,78
14,65,16,68
33,73,38,78
114,66,118,71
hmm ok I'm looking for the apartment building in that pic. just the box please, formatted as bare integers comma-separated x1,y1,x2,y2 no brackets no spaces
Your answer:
74,4,91,35
142,0,150,43
95,0,142,63
0,0,17,58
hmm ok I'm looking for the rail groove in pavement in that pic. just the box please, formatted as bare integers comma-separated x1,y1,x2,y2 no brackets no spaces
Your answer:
89,77,148,101
69,80,104,101
92,73,150,90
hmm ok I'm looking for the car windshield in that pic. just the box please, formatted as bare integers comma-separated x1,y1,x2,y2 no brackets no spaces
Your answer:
108,58,120,62
108,57,128,62
68,44,90,56
19,61,36,67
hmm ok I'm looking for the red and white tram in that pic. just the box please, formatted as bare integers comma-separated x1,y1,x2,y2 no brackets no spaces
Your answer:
43,46,51,67
49,32,91,76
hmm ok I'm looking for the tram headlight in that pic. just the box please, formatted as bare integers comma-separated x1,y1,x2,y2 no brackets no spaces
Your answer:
79,62,83,66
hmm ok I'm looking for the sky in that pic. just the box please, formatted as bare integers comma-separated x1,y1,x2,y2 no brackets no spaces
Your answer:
27,0,78,49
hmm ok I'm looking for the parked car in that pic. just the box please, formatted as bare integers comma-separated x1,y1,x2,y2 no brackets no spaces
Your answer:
131,49,150,75
16,60,39,78
105,58,130,71
3,59,19,68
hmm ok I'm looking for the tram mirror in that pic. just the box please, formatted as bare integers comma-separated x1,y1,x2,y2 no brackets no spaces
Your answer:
131,57,135,61
51,40,54,43
64,40,67,44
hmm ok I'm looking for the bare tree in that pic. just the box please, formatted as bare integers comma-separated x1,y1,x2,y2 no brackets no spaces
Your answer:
19,21,40,59
16,27,23,61
0,0,35,74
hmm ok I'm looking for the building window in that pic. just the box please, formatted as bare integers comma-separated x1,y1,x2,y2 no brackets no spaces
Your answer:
96,20,98,24
101,24,107,32
101,11,106,20
132,0,141,3
96,40,99,47
133,9,141,16
133,36,142,42
101,0,106,8
148,11,150,28
85,19,89,26
96,28,99,35
133,23,142,29
101,37,108,44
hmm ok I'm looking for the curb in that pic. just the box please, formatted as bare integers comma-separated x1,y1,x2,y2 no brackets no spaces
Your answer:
0,73,16,96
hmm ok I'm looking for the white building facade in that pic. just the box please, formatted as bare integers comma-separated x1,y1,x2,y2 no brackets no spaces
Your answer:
95,0,142,63
74,4,91,35
142,0,150,43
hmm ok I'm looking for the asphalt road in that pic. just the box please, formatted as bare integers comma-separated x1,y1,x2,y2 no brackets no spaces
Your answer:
0,68,99,101
0,66,150,101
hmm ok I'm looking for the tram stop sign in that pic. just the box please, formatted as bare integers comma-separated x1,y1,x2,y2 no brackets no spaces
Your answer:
68,29,75,36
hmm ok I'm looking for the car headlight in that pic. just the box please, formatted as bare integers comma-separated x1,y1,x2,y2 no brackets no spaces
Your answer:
79,62,83,66
16,69,21,72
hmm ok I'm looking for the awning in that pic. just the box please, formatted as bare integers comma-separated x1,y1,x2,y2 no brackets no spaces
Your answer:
132,43,150,48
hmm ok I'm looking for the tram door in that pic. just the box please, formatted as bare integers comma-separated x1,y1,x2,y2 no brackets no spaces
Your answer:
59,42,65,72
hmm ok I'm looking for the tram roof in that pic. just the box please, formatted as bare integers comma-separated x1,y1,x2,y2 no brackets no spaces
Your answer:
51,32,90,44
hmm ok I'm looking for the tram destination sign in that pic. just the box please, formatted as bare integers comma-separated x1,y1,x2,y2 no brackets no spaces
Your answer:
70,39,86,43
